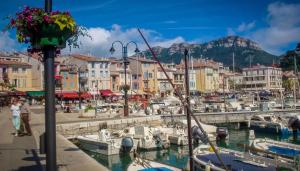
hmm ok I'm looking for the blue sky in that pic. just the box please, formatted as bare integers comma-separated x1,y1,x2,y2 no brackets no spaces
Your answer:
0,0,300,56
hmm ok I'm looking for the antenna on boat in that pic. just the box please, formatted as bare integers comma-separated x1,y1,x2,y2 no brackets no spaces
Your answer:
138,28,229,171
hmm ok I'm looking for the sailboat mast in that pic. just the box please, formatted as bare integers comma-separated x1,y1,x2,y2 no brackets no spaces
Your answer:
184,49,193,171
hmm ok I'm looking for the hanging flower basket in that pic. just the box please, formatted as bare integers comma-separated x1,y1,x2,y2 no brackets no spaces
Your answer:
5,6,88,51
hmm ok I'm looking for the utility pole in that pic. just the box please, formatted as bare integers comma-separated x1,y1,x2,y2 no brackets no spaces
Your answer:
184,49,193,171
44,0,57,170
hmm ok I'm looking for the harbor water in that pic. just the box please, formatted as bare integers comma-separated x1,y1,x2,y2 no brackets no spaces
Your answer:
81,128,300,171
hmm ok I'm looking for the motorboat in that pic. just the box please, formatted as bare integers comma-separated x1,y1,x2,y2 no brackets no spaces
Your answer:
250,114,293,135
127,157,181,171
77,129,137,155
193,144,296,171
252,138,300,158
133,126,170,151
156,126,188,146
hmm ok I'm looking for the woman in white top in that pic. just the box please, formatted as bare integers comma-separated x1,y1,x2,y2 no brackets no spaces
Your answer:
11,99,21,136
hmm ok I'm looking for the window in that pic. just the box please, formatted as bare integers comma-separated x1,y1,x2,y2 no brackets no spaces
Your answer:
105,71,109,78
133,83,139,90
91,62,95,68
132,75,138,80
12,79,18,87
100,63,103,68
91,71,95,77
22,68,26,73
100,71,104,77
144,72,148,79
148,72,153,78
105,63,108,68
13,68,18,73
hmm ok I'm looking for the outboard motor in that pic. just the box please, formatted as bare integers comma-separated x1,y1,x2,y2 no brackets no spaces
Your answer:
192,126,208,144
216,127,228,141
121,137,134,153
288,116,300,139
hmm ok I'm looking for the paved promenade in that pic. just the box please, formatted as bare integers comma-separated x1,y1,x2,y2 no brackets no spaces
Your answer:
0,107,44,171
0,106,108,171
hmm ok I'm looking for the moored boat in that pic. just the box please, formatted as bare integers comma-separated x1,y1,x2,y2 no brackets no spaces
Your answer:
252,138,300,158
193,144,296,171
127,157,181,171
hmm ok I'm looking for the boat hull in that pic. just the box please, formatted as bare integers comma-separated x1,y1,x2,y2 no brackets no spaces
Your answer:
77,137,121,155
250,124,293,135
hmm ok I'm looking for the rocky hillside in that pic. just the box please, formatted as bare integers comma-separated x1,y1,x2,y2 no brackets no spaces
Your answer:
144,36,277,68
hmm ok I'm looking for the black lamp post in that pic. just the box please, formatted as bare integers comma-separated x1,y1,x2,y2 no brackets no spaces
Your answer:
110,41,139,117
44,0,57,171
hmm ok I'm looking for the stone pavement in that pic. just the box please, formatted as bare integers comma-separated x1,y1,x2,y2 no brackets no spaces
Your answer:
0,106,108,171
0,107,44,171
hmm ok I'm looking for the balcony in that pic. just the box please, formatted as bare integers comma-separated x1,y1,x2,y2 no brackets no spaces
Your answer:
143,88,150,92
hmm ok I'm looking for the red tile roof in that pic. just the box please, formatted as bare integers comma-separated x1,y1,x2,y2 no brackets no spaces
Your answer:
0,60,31,67
71,54,109,62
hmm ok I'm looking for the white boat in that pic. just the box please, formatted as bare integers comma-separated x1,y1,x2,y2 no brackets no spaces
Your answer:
133,126,170,150
127,157,181,171
252,138,300,158
156,126,188,146
193,145,296,171
250,114,293,135
77,129,137,155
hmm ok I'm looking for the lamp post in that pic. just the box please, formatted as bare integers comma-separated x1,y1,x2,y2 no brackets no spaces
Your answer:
110,41,140,117
72,64,85,109
43,0,57,171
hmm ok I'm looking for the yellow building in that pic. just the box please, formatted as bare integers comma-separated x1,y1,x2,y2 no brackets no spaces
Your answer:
128,57,158,95
189,59,220,93
0,60,33,92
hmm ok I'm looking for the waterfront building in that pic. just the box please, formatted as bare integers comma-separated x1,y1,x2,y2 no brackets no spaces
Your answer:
183,58,220,93
241,64,283,91
59,64,79,92
128,56,158,95
21,53,44,91
109,58,132,93
0,60,33,92
157,63,176,96
64,54,111,95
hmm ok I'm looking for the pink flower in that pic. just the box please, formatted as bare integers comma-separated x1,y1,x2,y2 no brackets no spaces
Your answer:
26,15,32,22
43,15,51,23
10,19,16,26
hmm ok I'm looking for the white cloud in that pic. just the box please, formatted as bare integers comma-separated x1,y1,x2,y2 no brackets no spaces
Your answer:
64,24,185,57
237,21,255,32
0,31,19,51
227,28,236,36
249,2,300,54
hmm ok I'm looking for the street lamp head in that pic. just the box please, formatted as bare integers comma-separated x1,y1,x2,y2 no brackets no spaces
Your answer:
109,46,115,54
134,47,140,53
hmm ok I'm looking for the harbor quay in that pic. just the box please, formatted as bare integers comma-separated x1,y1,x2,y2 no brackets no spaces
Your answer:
162,109,300,128
2,104,300,171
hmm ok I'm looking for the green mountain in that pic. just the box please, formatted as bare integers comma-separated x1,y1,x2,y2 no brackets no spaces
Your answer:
144,36,278,68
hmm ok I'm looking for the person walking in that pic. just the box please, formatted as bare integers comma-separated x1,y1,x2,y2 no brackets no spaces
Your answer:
10,98,21,136
20,98,32,136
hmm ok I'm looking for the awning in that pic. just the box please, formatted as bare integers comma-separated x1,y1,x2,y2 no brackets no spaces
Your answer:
9,91,26,96
27,91,45,97
56,92,92,99
55,75,62,79
100,89,113,97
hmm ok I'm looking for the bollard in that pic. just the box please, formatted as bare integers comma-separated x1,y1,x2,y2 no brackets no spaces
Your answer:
40,132,46,154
